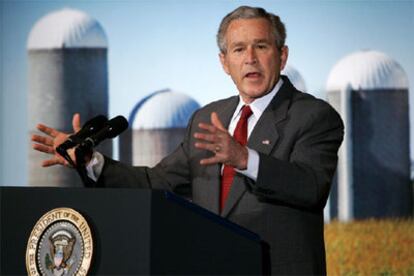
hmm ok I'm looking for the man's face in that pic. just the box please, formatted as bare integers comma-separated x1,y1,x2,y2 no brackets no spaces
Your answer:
219,18,288,103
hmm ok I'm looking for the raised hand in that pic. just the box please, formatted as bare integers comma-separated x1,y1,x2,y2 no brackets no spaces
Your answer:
31,113,81,167
194,112,248,169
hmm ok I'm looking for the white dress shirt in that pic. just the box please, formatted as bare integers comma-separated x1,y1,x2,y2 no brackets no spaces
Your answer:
87,78,283,182
230,78,283,181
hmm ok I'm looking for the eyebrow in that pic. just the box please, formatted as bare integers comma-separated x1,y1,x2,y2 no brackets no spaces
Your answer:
229,39,272,48
253,39,271,44
228,41,244,47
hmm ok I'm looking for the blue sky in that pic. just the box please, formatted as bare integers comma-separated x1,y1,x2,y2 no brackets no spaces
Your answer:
1,0,413,186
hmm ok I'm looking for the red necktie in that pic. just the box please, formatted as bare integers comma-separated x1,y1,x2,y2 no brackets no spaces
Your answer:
220,105,253,211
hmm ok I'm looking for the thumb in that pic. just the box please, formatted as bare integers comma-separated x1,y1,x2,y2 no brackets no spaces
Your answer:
72,113,81,133
211,112,226,131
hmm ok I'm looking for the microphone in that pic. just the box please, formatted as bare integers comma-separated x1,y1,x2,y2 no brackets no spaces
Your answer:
56,115,108,154
77,115,129,152
74,116,127,188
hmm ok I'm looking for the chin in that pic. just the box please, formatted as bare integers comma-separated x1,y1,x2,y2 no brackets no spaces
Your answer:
246,88,269,97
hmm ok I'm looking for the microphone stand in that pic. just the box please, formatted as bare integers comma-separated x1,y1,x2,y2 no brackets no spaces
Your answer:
57,147,96,187
56,147,76,168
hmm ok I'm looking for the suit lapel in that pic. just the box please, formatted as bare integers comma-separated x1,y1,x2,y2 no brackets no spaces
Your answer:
217,96,240,128
221,77,294,217
248,85,292,154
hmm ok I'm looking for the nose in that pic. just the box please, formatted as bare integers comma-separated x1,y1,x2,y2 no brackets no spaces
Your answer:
245,47,257,64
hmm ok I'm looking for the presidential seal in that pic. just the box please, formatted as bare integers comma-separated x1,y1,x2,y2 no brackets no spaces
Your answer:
26,208,93,276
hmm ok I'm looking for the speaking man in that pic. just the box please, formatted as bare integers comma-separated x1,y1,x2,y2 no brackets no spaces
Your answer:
32,6,344,275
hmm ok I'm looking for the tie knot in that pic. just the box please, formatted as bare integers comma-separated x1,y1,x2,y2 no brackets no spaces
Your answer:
240,105,253,120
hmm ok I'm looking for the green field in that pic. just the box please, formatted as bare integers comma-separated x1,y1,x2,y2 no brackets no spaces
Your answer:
325,219,414,275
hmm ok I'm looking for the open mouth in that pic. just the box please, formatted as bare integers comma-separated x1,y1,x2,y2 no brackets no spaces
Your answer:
245,72,262,79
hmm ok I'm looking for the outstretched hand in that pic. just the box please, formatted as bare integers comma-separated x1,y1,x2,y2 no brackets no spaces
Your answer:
31,113,81,167
194,112,248,169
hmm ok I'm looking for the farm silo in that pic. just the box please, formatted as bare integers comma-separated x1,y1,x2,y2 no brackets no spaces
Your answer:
282,65,307,92
119,89,200,167
27,8,111,187
326,50,411,220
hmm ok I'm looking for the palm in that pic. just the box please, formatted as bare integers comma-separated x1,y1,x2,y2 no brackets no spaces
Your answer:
194,112,248,169
53,132,72,161
31,114,81,167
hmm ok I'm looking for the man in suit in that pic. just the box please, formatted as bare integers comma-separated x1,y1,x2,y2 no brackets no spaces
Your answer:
32,6,343,275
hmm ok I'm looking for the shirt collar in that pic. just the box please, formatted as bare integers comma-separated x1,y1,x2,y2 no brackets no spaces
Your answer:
232,78,284,122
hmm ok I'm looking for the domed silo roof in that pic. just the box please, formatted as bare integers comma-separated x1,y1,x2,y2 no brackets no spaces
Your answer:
130,89,200,129
282,65,307,92
326,50,409,91
27,8,107,49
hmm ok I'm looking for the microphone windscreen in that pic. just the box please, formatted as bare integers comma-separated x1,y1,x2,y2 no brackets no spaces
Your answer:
84,115,108,128
76,115,108,139
107,116,129,138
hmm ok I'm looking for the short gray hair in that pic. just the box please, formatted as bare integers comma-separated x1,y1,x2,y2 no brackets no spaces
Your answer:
217,6,287,53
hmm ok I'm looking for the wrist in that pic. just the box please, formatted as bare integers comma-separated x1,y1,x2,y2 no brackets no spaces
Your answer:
236,146,249,170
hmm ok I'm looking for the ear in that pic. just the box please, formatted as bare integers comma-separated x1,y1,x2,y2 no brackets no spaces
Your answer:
219,53,230,75
279,46,289,71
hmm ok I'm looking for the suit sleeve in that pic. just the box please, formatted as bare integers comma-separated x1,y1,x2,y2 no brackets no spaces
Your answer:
96,111,197,192
251,102,344,209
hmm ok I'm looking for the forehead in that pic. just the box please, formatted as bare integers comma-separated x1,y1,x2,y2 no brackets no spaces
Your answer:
225,18,273,44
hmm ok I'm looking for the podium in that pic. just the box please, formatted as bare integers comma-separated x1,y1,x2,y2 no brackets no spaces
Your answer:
0,187,263,275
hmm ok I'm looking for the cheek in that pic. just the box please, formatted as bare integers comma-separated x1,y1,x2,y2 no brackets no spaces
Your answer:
228,64,243,79
266,59,280,75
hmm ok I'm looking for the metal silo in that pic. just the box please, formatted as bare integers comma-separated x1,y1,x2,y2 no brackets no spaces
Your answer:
326,50,412,220
119,89,200,167
28,8,111,187
282,65,307,92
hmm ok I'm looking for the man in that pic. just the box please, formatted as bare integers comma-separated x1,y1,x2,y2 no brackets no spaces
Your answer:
32,6,344,275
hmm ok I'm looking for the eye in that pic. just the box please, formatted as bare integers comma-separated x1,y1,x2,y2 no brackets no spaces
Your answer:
257,44,268,50
233,47,244,53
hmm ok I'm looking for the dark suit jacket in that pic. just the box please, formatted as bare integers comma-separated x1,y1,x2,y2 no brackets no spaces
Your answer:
98,76,344,275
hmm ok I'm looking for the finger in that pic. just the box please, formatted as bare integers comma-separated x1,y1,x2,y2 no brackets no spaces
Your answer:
36,124,60,138
195,142,217,152
200,156,222,166
198,123,217,133
32,143,55,154
194,132,219,143
72,113,81,133
31,134,54,146
42,158,65,167
211,112,226,131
